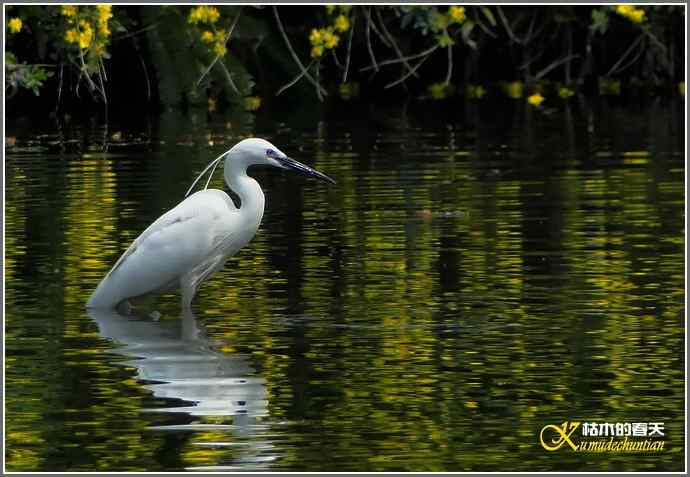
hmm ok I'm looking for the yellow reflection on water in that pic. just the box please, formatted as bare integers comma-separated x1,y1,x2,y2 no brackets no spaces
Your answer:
4,106,685,471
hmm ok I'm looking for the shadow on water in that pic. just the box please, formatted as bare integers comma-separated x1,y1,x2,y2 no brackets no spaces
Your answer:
87,308,279,471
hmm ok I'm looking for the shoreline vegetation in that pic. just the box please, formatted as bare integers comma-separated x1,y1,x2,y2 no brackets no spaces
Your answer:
4,5,685,114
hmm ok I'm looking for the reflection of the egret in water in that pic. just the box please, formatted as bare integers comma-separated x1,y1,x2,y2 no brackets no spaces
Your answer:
87,308,276,470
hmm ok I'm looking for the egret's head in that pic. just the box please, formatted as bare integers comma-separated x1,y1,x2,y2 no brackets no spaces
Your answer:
185,138,335,199
228,138,335,184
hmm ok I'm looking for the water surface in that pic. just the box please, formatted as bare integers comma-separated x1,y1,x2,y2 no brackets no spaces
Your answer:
5,99,685,471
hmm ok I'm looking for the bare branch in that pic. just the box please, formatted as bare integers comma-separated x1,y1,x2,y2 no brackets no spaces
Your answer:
196,8,243,89
606,34,644,77
360,44,438,72
472,9,497,38
217,60,240,94
330,48,343,69
519,46,547,70
364,7,379,72
55,62,64,113
385,46,438,89
100,58,108,82
136,49,151,101
611,42,645,76
565,25,572,83
445,44,453,85
525,15,549,46
113,23,159,42
524,10,537,44
605,34,643,77
97,67,108,105
342,11,356,84
365,7,391,49
535,54,580,79
497,6,520,44
375,7,419,79
642,26,667,54
315,64,322,101
272,6,327,100
75,47,105,103
276,60,316,96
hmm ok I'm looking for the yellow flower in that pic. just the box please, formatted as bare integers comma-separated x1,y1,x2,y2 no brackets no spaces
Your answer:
339,82,360,100
309,28,323,46
98,22,110,36
244,96,261,111
628,9,645,23
213,42,227,57
334,15,350,33
61,5,77,17
207,97,216,112
65,28,79,43
429,82,448,100
505,81,523,98
201,30,214,43
97,5,113,35
558,86,574,99
465,84,486,99
189,5,220,24
188,8,201,24
448,6,466,24
97,4,113,21
615,5,645,23
598,78,621,95
615,5,633,16
527,93,544,106
206,6,220,23
79,29,94,49
215,29,226,41
325,5,336,15
74,21,94,48
323,30,339,49
311,45,324,59
7,17,22,34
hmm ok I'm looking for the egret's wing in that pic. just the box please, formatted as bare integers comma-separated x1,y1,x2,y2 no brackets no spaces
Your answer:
106,190,235,280
107,208,193,279
182,228,246,295
88,190,240,308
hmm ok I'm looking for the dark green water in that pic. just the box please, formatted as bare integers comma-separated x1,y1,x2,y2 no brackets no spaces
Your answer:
5,99,685,471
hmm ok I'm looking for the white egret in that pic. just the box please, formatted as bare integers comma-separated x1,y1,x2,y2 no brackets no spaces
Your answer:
87,138,335,311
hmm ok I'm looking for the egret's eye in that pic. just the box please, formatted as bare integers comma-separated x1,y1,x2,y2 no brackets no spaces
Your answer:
266,149,276,158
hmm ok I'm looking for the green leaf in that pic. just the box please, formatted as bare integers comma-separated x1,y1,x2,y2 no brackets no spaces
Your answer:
591,9,609,34
436,33,455,47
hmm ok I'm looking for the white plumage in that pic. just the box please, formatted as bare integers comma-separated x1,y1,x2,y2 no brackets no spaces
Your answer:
87,138,334,311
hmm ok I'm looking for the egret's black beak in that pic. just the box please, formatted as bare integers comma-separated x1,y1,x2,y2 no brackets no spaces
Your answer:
277,156,336,184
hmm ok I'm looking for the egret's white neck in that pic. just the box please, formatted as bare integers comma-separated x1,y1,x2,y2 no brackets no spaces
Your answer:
224,159,265,227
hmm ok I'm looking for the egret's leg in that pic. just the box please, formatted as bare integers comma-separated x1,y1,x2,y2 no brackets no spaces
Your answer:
180,278,196,311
